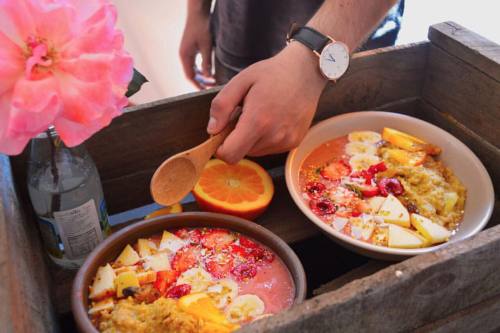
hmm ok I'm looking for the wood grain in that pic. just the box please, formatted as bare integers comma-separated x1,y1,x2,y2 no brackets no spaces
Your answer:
422,45,500,146
428,21,500,81
0,156,58,333
414,293,500,332
239,225,500,333
418,99,500,196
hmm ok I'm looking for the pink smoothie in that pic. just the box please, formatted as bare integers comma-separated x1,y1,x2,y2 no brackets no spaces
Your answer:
238,256,295,314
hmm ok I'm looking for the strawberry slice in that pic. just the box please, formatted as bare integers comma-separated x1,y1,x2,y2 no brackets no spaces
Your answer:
360,185,380,198
153,270,179,294
320,161,351,181
205,252,233,278
201,229,236,250
231,262,258,281
166,284,191,299
174,228,202,244
239,236,259,249
172,245,202,273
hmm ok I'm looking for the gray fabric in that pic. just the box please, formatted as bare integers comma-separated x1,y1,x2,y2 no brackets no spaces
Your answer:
211,0,405,73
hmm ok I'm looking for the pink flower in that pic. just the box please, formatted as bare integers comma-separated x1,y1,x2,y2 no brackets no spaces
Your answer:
0,0,133,155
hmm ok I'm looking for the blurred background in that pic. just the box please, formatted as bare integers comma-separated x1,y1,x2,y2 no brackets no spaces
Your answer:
113,0,500,105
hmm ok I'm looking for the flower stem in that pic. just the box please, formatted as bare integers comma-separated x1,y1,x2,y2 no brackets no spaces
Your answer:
46,129,61,214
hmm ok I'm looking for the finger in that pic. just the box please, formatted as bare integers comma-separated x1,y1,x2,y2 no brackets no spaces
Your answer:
200,43,213,77
208,71,253,134
180,49,202,89
215,110,261,164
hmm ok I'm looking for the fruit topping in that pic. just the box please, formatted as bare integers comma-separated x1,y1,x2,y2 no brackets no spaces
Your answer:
205,252,234,279
309,199,336,215
231,262,258,281
174,228,202,244
201,229,236,251
378,177,404,196
153,270,179,294
320,161,351,181
172,245,202,273
305,181,326,199
166,284,192,299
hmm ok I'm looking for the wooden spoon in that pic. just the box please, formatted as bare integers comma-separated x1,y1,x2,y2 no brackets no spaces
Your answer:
150,113,239,206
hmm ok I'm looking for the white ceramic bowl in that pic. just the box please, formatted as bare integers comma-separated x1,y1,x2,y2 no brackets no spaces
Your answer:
285,111,495,260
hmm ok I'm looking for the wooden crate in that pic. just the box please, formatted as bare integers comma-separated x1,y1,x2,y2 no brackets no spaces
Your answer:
1,22,499,332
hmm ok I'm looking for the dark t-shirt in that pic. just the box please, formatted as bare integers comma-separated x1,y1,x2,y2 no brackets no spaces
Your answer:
211,0,405,71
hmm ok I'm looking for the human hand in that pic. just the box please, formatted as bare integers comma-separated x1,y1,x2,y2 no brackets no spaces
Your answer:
207,42,328,164
179,6,214,89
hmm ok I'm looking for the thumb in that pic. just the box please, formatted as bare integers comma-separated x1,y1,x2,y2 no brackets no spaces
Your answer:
207,71,252,134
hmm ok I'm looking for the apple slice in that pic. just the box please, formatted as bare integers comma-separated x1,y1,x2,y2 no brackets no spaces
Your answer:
367,196,386,213
377,194,410,227
143,252,171,272
411,213,451,244
89,264,116,300
137,238,157,258
115,244,140,267
388,224,428,249
115,271,140,298
159,231,186,253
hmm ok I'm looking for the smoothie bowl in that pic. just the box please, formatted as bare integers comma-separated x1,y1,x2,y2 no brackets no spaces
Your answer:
286,111,494,260
72,212,306,333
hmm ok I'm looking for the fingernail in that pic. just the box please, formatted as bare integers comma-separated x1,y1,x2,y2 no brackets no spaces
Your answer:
207,116,217,133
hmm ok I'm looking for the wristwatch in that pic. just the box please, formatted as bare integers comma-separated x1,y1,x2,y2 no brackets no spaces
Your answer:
287,24,350,81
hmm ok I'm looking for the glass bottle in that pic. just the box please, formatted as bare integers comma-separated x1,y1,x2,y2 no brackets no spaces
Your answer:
27,128,111,269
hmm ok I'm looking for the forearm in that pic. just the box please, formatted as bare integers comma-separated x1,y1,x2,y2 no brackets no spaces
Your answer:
307,0,398,52
187,0,212,20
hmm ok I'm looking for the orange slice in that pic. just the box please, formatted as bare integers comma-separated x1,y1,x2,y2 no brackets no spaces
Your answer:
179,293,237,331
382,128,441,155
192,159,274,220
145,203,183,219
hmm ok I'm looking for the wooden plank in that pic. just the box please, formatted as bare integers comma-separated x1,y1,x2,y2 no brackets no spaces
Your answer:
316,42,428,120
422,44,500,146
239,224,500,332
0,156,58,333
428,21,500,81
415,293,500,332
418,99,500,197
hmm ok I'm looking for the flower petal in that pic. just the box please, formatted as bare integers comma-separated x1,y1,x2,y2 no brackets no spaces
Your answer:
0,31,23,95
0,0,35,45
9,76,60,137
0,92,32,155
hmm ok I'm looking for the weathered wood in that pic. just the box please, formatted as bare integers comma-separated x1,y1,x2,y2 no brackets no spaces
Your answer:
428,21,500,81
415,293,500,332
240,224,500,333
418,99,500,196
0,156,58,333
316,42,428,120
422,45,500,146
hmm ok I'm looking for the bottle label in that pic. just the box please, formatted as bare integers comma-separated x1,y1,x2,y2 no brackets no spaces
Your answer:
53,199,103,259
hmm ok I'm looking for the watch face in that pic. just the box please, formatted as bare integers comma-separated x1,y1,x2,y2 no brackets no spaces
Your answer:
319,42,349,80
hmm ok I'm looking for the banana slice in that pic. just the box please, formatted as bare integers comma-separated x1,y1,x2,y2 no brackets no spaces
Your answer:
207,278,239,308
349,154,381,172
348,131,382,144
345,142,377,156
225,294,265,323
177,267,213,292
